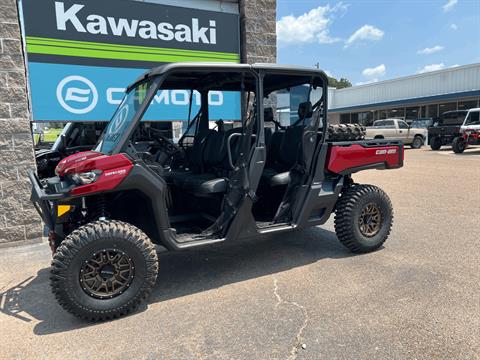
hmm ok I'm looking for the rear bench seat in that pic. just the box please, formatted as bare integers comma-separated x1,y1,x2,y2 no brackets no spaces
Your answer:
261,102,311,187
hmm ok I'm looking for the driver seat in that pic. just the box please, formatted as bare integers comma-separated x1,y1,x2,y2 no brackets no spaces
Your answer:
172,130,229,196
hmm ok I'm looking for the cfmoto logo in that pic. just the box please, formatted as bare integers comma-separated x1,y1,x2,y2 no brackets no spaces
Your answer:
56,75,98,114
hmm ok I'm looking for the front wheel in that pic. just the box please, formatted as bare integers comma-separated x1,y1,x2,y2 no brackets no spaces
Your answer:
411,136,424,149
334,184,393,253
452,137,466,153
50,220,158,321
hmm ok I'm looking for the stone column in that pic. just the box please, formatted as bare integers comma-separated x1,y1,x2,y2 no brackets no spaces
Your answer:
239,0,277,64
0,0,42,246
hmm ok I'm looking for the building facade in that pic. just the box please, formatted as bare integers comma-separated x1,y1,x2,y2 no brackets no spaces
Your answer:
0,0,276,246
328,63,480,125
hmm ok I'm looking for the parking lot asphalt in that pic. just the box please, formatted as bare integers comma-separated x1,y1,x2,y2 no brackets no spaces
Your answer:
0,147,479,360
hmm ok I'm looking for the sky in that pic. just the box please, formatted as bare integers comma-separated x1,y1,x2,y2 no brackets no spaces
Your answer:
276,0,480,86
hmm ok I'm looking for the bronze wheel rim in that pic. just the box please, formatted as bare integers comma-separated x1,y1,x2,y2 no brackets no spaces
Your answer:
80,249,135,299
358,203,382,237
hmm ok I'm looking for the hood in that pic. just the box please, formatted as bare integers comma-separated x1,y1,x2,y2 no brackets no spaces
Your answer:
55,151,104,176
55,151,134,179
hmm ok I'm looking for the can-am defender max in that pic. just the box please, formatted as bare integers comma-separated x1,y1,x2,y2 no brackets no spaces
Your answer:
29,63,403,321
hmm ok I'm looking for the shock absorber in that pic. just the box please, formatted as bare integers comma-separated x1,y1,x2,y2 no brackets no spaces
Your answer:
94,194,109,220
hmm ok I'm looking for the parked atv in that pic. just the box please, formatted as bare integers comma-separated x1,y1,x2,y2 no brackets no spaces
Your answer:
29,63,403,321
452,108,480,153
428,110,468,150
35,122,107,179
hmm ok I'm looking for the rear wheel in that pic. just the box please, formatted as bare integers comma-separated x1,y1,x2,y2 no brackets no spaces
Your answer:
50,220,158,321
452,137,466,153
334,184,393,253
411,136,424,149
430,136,441,150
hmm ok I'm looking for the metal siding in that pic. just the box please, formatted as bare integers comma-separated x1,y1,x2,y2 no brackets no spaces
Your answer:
330,64,480,109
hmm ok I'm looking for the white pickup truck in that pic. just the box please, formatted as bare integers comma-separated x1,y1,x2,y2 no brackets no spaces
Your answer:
366,118,427,148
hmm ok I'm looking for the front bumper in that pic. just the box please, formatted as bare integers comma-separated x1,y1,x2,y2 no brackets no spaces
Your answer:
27,169,66,229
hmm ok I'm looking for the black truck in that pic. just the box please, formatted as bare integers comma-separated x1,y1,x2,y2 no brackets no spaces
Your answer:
428,110,468,150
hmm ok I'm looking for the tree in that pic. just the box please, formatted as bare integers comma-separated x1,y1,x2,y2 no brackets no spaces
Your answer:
314,63,352,89
327,76,352,89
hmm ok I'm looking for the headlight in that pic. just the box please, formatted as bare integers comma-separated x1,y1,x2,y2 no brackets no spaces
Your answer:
71,170,102,185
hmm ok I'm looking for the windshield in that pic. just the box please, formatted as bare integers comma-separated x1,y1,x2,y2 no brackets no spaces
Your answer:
411,120,432,128
95,79,155,154
438,112,467,126
464,111,480,126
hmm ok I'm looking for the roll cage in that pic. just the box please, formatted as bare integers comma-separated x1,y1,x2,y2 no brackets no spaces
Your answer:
99,63,329,156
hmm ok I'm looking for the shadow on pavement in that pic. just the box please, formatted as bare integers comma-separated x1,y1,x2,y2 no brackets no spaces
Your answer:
0,227,354,335
429,147,480,155
456,148,480,155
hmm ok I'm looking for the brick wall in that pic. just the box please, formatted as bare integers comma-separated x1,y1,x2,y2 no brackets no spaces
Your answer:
0,0,42,247
240,0,276,64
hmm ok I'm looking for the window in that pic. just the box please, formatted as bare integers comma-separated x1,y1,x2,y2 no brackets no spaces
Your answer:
378,110,387,119
340,113,350,124
374,120,395,128
384,120,395,128
350,113,359,124
438,102,457,115
420,106,427,118
387,108,405,119
398,120,409,129
406,106,420,120
458,100,478,111
427,104,438,118
358,111,373,126
465,111,480,126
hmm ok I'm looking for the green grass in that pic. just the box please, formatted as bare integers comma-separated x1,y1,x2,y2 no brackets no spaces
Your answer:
42,128,62,142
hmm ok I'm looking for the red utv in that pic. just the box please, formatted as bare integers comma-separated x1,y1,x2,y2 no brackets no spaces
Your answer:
29,63,403,321
452,108,480,153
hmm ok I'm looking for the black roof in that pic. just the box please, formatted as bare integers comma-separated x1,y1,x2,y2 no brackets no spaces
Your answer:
128,62,328,93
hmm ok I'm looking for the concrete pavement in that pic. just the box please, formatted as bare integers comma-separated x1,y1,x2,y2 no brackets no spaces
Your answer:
0,147,479,359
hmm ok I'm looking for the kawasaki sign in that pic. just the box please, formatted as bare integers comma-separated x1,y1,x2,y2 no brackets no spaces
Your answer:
20,0,240,121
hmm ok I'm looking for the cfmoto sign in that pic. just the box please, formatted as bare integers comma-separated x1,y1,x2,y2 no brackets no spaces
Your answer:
56,75,98,114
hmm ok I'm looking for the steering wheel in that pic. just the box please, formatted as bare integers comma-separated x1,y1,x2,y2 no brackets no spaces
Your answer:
148,127,181,156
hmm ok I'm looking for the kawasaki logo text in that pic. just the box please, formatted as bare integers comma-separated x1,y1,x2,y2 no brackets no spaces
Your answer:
55,1,217,44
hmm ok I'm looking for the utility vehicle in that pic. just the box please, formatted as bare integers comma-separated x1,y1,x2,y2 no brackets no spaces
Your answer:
35,122,107,179
451,108,480,153
35,122,173,178
29,63,403,321
428,110,468,150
